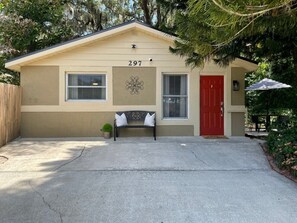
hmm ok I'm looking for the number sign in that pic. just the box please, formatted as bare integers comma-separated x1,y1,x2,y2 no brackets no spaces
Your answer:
129,60,142,66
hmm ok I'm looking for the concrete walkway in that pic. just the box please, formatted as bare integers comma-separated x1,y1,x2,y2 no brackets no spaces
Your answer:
0,137,296,223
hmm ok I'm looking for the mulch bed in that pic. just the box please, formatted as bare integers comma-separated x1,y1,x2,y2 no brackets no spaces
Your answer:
260,142,297,184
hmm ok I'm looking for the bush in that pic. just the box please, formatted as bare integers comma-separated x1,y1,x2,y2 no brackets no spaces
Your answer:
267,119,297,177
101,123,112,133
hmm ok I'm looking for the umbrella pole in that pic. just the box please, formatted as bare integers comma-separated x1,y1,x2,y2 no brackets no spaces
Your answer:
265,91,270,131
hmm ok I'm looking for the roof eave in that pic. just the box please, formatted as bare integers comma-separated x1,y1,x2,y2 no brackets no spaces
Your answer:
232,57,258,72
5,64,20,72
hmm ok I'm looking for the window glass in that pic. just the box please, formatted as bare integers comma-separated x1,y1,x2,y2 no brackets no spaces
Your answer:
68,75,106,87
67,74,106,100
163,75,187,118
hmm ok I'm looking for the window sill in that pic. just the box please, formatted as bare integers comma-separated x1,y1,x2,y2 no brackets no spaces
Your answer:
162,117,189,121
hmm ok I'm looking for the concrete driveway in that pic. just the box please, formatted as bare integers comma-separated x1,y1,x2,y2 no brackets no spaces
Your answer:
0,137,296,223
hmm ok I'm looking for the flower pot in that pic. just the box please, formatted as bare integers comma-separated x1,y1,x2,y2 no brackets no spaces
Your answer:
103,132,111,139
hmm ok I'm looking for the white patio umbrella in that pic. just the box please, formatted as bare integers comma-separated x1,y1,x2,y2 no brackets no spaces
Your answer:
245,78,291,91
245,78,292,130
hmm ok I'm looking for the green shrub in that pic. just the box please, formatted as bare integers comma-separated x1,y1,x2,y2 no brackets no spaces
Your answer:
101,123,112,132
267,119,297,176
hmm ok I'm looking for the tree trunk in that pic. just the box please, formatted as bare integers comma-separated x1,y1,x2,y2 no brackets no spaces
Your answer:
141,0,151,25
156,4,161,28
291,47,297,114
293,47,297,88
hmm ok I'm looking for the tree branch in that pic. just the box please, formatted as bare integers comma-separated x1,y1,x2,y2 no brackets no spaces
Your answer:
211,0,295,17
205,21,235,28
212,15,261,49
141,0,152,25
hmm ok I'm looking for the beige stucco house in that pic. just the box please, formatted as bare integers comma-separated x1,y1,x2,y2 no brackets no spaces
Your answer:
5,21,257,138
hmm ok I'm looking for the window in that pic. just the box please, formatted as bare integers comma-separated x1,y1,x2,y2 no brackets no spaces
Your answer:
67,74,106,100
163,74,188,118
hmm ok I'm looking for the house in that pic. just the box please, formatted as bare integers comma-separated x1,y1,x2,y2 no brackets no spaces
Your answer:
5,21,257,138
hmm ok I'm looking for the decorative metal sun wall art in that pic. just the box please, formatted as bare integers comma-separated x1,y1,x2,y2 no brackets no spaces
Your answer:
125,76,144,94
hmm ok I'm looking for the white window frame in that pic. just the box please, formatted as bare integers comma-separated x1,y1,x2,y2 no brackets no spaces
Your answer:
162,73,189,119
65,73,107,101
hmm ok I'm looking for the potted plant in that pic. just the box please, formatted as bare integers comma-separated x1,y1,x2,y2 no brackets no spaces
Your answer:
101,123,112,139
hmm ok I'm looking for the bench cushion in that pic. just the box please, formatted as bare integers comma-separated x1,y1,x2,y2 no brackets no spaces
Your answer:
144,113,155,126
115,113,128,127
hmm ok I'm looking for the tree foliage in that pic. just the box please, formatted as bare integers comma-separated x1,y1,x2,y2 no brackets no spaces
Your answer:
172,1,297,80
0,0,73,84
63,0,180,35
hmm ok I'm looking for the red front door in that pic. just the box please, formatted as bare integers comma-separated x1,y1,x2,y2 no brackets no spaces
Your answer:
200,76,224,135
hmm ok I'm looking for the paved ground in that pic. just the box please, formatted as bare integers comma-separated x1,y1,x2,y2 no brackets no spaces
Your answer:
0,137,296,223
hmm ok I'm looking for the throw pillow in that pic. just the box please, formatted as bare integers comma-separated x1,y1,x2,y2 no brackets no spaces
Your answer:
115,113,128,126
144,113,155,126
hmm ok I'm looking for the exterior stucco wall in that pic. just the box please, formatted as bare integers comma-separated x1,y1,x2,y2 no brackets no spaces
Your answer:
231,112,245,136
231,67,246,106
21,112,194,137
21,66,59,105
21,112,114,137
157,125,194,136
113,67,156,105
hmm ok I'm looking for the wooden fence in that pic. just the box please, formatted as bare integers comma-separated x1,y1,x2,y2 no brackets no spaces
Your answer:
0,83,21,147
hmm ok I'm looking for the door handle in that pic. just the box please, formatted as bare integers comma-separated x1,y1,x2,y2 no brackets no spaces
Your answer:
220,101,224,117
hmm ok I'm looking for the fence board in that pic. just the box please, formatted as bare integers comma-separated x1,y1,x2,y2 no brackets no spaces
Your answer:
0,83,21,147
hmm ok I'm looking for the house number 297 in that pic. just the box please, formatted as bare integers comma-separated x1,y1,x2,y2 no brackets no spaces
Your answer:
129,60,142,66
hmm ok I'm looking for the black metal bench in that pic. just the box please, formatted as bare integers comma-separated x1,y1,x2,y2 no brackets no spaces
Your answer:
114,111,156,141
